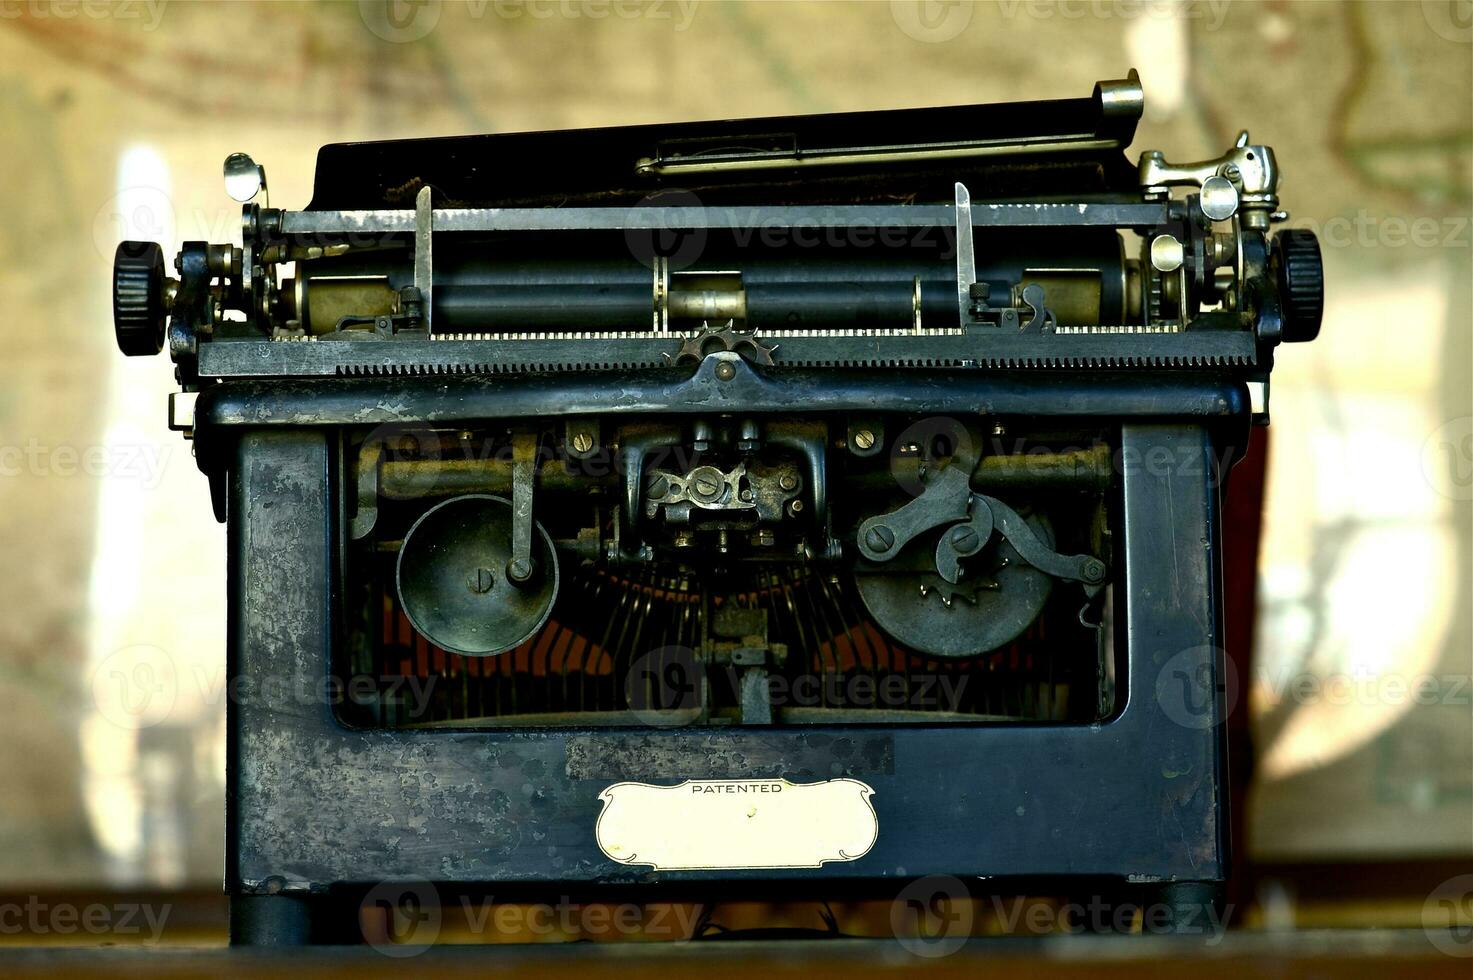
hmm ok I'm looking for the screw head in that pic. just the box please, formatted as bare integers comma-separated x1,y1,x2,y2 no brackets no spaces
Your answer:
506,557,534,583
864,525,896,552
714,361,736,381
467,567,496,594
571,431,593,454
687,466,726,502
778,473,798,491
949,525,981,554
1080,558,1107,584
853,429,876,451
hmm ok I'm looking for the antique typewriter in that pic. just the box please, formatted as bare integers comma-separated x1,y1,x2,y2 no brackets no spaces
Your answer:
112,72,1321,944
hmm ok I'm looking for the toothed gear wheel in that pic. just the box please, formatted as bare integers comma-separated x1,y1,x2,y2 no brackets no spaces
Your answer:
1272,230,1323,343
855,512,1055,659
673,320,776,367
113,241,167,356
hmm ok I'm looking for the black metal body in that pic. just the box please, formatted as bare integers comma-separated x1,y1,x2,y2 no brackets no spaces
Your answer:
217,365,1236,942
101,73,1324,947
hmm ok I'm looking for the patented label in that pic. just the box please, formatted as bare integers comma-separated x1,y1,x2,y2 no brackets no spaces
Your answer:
595,778,877,870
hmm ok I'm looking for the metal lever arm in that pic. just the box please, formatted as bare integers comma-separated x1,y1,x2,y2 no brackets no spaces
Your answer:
1139,132,1276,196
1139,131,1279,227
856,463,971,562
932,492,1107,589
981,495,1107,586
507,430,538,585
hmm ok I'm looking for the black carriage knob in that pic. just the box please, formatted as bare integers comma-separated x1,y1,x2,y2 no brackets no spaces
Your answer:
113,240,168,356
1271,230,1324,343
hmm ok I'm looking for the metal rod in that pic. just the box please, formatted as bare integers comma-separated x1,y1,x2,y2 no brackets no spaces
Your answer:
280,202,1167,235
633,136,1121,176
414,186,434,334
954,182,976,325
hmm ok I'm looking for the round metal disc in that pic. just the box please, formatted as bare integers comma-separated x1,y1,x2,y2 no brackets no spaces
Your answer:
855,515,1054,659
1199,174,1239,222
396,494,559,657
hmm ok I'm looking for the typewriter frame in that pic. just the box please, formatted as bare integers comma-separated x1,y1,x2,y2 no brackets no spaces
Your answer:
208,358,1240,944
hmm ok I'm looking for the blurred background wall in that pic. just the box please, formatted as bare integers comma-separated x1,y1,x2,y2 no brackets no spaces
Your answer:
0,0,1467,904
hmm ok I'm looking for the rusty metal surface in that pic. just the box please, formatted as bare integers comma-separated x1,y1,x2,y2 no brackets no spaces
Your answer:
227,425,1226,893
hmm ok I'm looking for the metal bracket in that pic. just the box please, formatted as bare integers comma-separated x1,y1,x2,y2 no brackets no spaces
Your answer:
855,463,972,562
1019,283,1058,334
1139,130,1279,228
646,462,757,515
507,430,538,584
414,185,434,335
954,181,976,327
350,440,384,540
